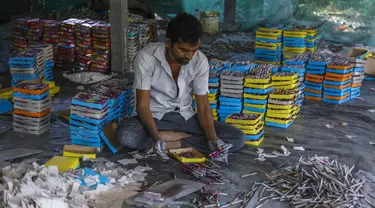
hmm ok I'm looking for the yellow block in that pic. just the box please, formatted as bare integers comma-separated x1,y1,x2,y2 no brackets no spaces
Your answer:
50,86,61,97
259,27,283,34
225,115,262,125
273,83,298,90
267,106,299,114
245,136,264,146
244,103,267,109
231,121,262,130
272,73,298,81
265,117,293,124
44,156,80,172
63,145,97,159
267,104,294,110
272,79,298,86
245,78,271,84
244,83,273,89
242,126,264,135
243,93,268,100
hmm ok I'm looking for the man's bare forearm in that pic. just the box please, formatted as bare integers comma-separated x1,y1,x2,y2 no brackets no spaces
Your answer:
137,107,160,142
197,105,217,141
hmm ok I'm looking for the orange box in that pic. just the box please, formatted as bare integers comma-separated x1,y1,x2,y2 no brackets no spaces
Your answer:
325,72,352,79
306,74,324,80
323,83,351,89
14,109,51,117
304,88,322,94
327,64,352,70
324,76,352,82
306,77,323,83
305,95,322,101
352,83,362,88
323,93,350,101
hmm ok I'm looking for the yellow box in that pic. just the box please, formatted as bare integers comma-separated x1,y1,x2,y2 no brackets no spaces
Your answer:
283,47,306,52
244,103,267,109
265,117,293,124
245,136,264,146
214,116,219,121
208,96,217,102
243,93,268,100
267,106,298,114
255,41,281,47
272,73,298,81
256,31,280,38
267,104,294,110
243,110,265,118
225,114,262,125
232,121,262,130
44,156,80,172
244,83,273,89
272,79,298,86
0,88,13,98
50,86,61,97
256,35,280,40
259,27,283,34
168,148,206,163
273,83,298,90
245,78,271,84
63,145,97,159
242,126,264,135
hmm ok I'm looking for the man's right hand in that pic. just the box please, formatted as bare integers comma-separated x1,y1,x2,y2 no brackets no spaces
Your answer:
153,139,169,161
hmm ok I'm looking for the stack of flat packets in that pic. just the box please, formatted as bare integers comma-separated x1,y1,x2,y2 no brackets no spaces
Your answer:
226,113,264,146
266,72,300,129
9,48,43,86
323,60,352,104
13,83,51,135
208,69,221,120
243,64,273,119
304,53,329,101
70,92,110,151
219,69,246,121
29,44,54,80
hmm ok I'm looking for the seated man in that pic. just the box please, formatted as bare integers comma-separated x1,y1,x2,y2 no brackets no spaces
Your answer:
116,13,245,158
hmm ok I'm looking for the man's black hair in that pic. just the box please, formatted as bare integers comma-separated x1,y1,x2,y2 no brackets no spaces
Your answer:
166,12,202,45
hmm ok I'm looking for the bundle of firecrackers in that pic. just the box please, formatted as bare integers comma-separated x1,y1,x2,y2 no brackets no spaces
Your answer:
9,48,44,86
304,53,329,101
219,69,246,121
13,83,51,135
129,19,157,48
70,92,110,151
226,113,265,146
323,60,352,104
282,30,307,60
243,64,274,119
266,73,300,129
282,52,311,105
181,163,229,185
295,26,318,52
92,22,111,73
12,18,35,49
29,44,54,81
255,27,283,65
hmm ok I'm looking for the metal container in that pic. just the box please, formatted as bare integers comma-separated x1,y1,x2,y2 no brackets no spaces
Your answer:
200,11,219,35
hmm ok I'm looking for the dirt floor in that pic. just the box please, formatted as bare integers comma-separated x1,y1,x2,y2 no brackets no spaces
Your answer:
1,22,375,207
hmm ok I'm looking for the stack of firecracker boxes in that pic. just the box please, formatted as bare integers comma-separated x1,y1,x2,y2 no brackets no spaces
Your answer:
304,53,329,101
225,113,265,146
282,30,307,60
29,44,54,81
70,79,134,152
282,52,310,105
323,60,353,104
13,83,51,135
243,64,274,120
9,49,43,86
266,72,300,129
295,26,318,52
348,57,366,99
208,68,221,121
218,67,247,122
255,27,283,65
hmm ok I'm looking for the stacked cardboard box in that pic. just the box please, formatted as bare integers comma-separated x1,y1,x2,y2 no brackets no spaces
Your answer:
92,22,111,73
70,92,109,151
225,113,264,146
266,73,300,128
243,64,273,119
219,69,246,121
13,83,51,135
304,53,328,101
255,27,283,65
323,61,352,104
9,49,43,86
283,30,306,59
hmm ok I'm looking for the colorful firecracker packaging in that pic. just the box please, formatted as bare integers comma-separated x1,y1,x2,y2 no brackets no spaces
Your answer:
323,60,352,104
92,22,111,73
12,18,36,49
243,64,274,120
348,56,366,99
295,26,318,52
266,73,300,129
255,27,283,65
127,26,140,71
282,52,310,105
26,19,44,45
218,67,247,122
43,20,60,64
70,92,110,151
12,83,51,135
304,53,329,101
225,113,264,146
56,18,83,71
29,44,54,81
283,30,307,60
74,20,95,72
9,48,44,86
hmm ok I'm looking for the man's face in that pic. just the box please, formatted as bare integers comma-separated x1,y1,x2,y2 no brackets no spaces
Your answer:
167,39,201,65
